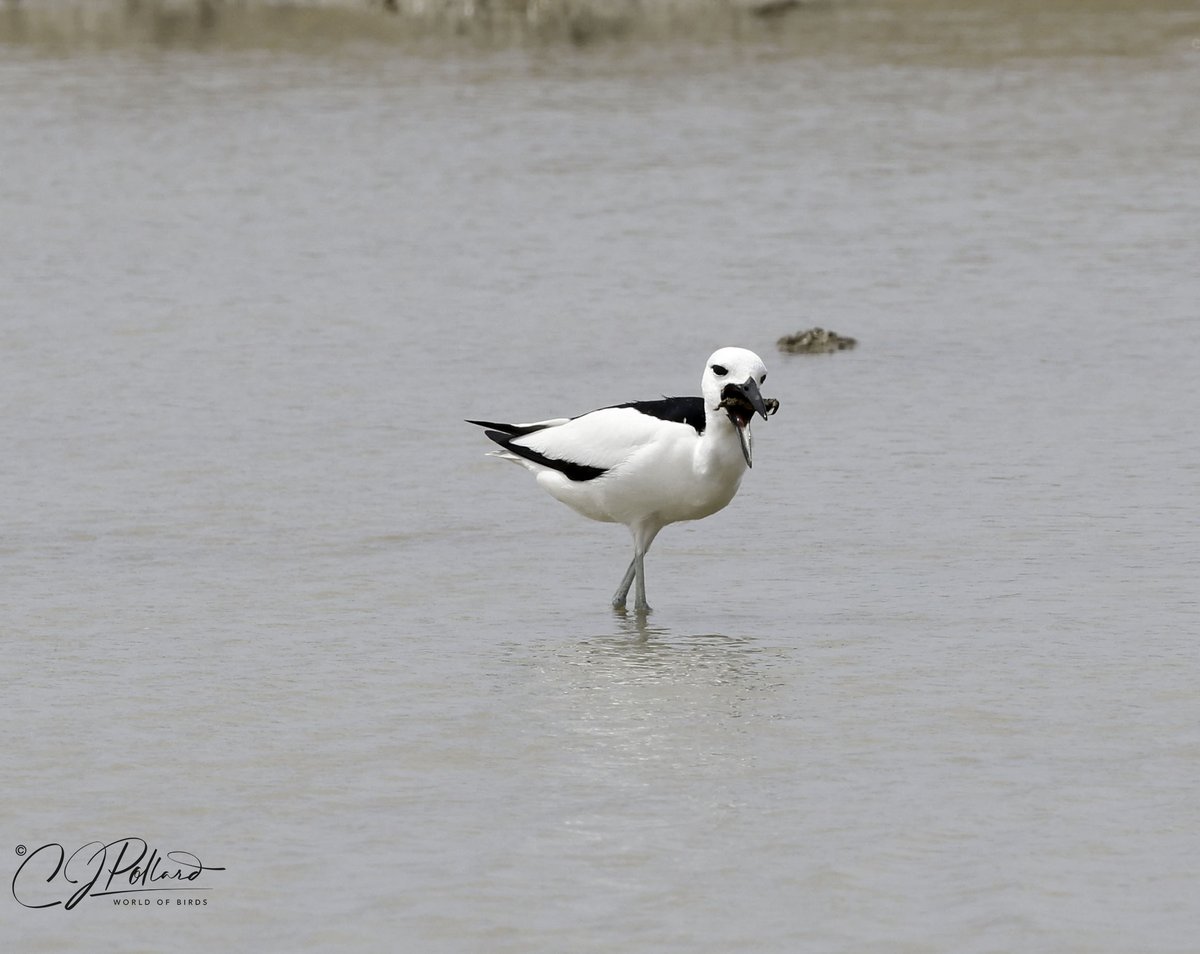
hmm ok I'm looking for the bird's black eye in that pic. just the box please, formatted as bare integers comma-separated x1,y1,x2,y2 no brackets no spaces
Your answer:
711,364,728,377
760,374,766,385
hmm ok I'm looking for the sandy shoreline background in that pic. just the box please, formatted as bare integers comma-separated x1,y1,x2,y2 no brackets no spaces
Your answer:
3,0,1198,53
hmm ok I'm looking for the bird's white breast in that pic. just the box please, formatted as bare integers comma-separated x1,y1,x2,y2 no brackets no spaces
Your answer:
532,412,748,529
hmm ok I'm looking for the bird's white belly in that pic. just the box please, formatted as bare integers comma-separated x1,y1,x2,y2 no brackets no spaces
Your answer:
538,438,745,528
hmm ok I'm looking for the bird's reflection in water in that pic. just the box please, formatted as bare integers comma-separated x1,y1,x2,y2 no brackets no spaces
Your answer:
560,611,769,689
491,614,786,805
611,608,670,642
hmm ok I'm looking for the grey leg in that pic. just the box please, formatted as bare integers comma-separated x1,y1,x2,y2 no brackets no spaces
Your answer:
633,549,651,614
611,556,636,609
613,523,661,613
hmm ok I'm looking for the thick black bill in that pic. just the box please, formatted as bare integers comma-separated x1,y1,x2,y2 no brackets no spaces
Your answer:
737,378,769,421
720,377,769,468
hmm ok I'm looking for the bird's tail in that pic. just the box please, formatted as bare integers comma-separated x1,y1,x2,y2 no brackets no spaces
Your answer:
465,417,569,437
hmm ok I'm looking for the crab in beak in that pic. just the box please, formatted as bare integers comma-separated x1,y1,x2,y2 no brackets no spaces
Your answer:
717,378,778,467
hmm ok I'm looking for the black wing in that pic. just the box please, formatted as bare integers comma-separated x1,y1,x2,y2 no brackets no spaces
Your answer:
465,419,555,439
466,418,607,481
608,396,706,435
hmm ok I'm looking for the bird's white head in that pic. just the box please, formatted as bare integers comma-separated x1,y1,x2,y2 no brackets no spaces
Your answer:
701,347,776,468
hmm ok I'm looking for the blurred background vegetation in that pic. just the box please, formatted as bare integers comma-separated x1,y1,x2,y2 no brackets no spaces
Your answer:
2,0,1197,54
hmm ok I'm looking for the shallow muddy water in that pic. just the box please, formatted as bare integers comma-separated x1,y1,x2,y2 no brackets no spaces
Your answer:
3,5,1199,950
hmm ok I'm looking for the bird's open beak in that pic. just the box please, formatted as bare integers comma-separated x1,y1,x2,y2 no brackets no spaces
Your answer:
739,378,769,422
721,378,770,468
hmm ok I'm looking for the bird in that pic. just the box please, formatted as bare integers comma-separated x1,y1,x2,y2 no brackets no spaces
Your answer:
467,347,779,613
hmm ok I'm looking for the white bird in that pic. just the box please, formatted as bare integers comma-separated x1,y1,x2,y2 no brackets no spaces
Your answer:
468,347,778,613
